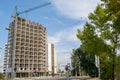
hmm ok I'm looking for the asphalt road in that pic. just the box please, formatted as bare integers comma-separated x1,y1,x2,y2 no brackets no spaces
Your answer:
40,76,90,80
58,78,75,80
14,76,90,80
48,78,75,80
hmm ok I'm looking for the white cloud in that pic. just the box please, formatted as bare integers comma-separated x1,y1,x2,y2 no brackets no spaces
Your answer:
44,16,64,25
57,53,71,64
51,0,100,19
48,23,84,65
48,24,84,44
44,16,49,19
48,31,62,44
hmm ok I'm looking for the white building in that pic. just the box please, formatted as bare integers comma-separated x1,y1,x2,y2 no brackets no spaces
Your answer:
48,43,57,76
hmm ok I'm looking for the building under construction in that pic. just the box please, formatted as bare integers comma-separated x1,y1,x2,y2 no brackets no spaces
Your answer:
4,17,48,78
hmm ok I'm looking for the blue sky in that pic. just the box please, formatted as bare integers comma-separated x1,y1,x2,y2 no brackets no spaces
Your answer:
0,0,100,71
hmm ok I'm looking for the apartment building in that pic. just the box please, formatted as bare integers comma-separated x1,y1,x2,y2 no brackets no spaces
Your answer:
4,17,48,78
48,43,57,76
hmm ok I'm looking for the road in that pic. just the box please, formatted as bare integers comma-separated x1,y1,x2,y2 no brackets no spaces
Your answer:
57,76,90,80
14,76,91,80
23,76,90,80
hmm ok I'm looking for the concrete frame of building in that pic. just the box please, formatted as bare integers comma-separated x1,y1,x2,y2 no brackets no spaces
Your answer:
4,17,48,78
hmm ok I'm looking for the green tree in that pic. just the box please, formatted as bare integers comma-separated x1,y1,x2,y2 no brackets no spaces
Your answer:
102,0,120,25
71,49,80,76
77,1,120,79
71,48,98,77
101,1,120,79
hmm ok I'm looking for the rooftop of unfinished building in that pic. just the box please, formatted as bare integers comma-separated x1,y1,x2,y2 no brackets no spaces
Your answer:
11,17,46,30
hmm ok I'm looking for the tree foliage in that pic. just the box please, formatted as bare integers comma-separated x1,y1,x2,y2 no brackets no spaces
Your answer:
71,49,81,76
76,0,120,79
71,48,98,77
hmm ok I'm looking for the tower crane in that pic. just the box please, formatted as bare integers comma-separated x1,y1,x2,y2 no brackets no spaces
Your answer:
12,2,51,18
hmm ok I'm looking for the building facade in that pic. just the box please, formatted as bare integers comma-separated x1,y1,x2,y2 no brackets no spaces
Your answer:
48,43,57,76
4,43,10,75
4,17,48,78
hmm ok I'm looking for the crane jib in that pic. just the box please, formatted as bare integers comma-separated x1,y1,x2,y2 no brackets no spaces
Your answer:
17,2,51,16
